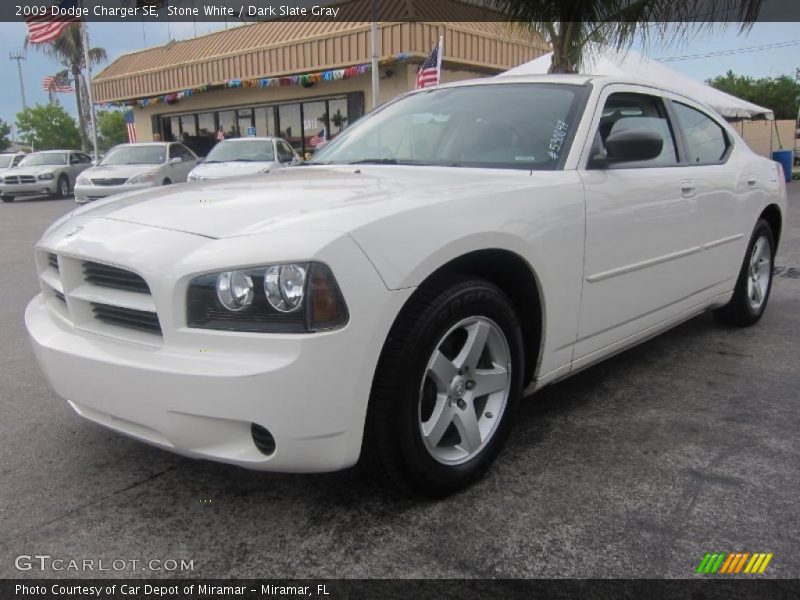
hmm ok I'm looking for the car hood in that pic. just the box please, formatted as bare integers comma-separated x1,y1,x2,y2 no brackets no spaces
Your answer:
190,161,274,179
14,166,62,177
81,164,161,180
72,165,547,239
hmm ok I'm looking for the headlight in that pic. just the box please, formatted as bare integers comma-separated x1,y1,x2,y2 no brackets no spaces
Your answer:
216,270,254,312
187,262,348,333
76,175,90,186
127,172,155,184
38,172,55,180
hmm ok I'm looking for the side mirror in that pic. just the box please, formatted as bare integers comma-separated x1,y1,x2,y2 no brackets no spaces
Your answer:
195,157,204,164
591,129,663,168
169,157,182,165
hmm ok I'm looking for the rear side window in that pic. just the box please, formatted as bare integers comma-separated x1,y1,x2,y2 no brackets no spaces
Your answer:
672,102,729,164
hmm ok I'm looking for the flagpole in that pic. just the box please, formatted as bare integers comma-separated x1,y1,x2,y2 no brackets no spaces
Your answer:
81,19,99,158
436,34,443,85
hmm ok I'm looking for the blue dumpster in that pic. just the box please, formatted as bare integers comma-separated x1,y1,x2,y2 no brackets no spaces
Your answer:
772,150,792,183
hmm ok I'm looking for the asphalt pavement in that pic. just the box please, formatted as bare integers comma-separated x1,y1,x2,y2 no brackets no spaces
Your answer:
0,186,798,579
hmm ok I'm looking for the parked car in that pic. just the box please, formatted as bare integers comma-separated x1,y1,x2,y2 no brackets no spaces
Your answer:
187,137,300,181
25,75,787,496
1,150,90,202
794,140,799,166
74,142,197,204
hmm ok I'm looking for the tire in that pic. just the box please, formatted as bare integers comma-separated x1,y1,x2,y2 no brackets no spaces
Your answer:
714,218,775,327
54,175,70,199
361,275,524,497
162,178,172,185
1,195,13,203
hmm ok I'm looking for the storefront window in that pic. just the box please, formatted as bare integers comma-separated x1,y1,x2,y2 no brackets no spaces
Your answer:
218,110,238,139
279,103,302,151
328,98,348,139
237,109,254,136
303,100,328,155
197,113,215,136
255,106,276,137
157,94,357,153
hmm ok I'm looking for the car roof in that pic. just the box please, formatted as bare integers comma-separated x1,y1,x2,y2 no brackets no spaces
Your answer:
30,149,73,153
115,142,172,147
218,137,278,142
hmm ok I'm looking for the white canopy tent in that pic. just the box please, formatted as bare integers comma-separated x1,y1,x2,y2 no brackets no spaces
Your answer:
500,46,774,120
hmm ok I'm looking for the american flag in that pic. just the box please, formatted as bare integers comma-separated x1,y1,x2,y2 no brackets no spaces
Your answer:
124,111,137,143
308,128,326,147
42,73,73,93
416,38,443,89
26,0,79,44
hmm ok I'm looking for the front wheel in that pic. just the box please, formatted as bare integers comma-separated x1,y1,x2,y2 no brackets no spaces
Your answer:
361,275,524,497
714,219,775,326
1,195,13,203
53,175,70,199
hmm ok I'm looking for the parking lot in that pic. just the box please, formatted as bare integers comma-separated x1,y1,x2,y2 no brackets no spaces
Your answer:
1,185,798,579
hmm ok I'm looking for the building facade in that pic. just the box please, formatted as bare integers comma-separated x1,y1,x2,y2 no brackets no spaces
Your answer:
92,0,547,157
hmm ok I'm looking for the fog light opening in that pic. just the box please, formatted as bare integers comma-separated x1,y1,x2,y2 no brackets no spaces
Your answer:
251,423,276,456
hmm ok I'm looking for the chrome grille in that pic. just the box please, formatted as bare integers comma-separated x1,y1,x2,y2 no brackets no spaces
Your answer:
83,261,150,294
20,175,36,184
91,178,127,186
47,253,59,271
4,176,18,184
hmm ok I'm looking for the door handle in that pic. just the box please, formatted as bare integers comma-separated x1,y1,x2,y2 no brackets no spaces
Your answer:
680,179,695,196
747,174,757,187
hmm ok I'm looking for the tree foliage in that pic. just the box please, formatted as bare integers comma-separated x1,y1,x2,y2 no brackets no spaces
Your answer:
97,111,128,151
708,71,800,120
15,103,81,151
27,24,107,152
492,0,765,73
0,119,11,152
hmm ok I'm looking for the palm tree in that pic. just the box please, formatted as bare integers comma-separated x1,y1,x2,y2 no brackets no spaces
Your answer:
27,24,107,151
492,0,764,74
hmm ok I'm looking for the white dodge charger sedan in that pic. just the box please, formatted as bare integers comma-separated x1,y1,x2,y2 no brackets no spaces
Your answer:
26,75,787,496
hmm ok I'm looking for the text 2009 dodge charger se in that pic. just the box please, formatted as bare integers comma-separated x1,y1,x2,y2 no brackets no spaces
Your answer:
26,76,787,496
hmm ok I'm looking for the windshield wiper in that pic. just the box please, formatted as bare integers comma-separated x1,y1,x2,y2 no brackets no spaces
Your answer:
347,158,398,165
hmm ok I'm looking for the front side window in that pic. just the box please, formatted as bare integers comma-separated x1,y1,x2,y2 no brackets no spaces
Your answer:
593,93,679,167
101,145,166,165
672,102,729,164
311,83,586,170
0,155,14,168
277,141,295,163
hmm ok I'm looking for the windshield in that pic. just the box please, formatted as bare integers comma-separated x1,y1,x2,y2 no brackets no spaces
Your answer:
101,145,166,165
311,83,586,170
0,156,14,168
204,140,275,163
20,153,67,166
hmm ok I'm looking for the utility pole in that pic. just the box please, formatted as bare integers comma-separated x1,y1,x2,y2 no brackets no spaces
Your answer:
10,52,27,111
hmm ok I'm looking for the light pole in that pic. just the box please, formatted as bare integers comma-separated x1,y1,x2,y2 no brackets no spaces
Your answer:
10,51,27,112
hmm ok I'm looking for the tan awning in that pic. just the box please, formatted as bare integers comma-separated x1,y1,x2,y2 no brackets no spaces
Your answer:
92,0,545,103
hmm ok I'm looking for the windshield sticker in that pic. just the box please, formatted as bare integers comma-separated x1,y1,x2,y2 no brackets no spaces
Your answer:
514,156,537,161
548,120,569,161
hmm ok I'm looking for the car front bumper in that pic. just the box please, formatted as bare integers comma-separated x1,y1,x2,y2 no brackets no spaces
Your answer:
74,182,153,204
1,180,58,196
25,218,410,472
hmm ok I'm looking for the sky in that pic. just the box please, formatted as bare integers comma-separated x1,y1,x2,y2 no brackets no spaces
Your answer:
1,20,798,132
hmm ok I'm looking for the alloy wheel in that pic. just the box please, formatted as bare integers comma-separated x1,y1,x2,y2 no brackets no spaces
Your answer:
418,316,512,465
746,235,771,311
